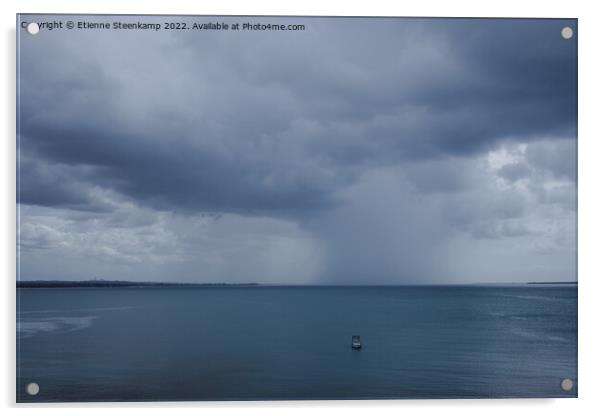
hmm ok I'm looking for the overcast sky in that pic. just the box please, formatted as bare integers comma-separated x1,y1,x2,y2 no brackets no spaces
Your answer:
17,16,577,284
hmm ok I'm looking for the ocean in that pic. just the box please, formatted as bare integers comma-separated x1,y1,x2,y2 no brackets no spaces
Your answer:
16,285,577,402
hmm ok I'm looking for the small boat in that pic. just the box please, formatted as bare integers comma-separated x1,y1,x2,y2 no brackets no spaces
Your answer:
351,335,362,350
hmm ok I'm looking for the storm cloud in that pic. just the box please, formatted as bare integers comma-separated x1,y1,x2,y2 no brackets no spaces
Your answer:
17,16,577,283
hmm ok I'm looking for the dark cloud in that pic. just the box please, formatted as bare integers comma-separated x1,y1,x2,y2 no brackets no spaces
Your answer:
18,17,576,217
17,157,113,212
403,157,479,193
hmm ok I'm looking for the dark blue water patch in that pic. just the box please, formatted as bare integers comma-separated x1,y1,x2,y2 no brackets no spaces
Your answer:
16,285,577,402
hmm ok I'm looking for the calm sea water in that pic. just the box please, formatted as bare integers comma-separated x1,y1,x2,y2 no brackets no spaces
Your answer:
16,285,577,402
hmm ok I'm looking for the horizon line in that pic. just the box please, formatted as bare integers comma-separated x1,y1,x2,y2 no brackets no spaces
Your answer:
16,279,578,287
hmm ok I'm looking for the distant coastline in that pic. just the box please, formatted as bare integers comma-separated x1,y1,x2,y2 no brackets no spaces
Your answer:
16,280,259,288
